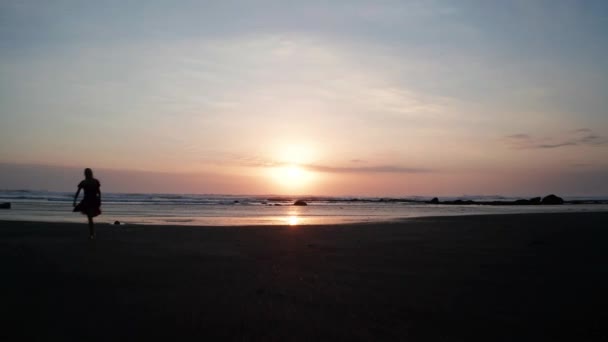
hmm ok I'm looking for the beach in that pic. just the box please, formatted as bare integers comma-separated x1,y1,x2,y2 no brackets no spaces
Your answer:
2,212,608,341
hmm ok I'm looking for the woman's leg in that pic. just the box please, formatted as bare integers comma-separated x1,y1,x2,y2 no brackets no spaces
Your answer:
88,215,95,238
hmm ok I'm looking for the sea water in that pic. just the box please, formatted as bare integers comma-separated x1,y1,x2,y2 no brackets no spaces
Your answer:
1,190,607,226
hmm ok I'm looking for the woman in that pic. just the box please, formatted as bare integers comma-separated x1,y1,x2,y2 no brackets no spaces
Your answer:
73,168,102,239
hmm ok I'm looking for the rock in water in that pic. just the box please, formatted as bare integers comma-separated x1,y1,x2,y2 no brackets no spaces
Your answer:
293,200,308,206
429,197,440,204
541,194,564,205
0,202,11,209
530,197,542,205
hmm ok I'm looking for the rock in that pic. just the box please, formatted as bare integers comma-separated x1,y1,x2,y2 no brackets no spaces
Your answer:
0,202,10,209
114,221,121,225
514,199,531,205
541,194,564,205
293,200,308,206
449,200,475,205
530,197,541,205
429,197,439,204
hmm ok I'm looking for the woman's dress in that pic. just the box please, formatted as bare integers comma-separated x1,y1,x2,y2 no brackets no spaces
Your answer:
73,179,101,217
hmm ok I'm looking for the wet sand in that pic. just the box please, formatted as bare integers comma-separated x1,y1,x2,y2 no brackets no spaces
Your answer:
2,212,608,341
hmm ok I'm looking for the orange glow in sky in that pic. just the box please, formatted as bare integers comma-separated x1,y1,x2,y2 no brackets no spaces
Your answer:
1,2,607,196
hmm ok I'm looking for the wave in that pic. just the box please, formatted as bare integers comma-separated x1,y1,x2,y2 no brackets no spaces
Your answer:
2,190,608,206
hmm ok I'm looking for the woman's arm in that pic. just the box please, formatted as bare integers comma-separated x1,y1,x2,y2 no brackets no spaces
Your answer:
73,187,81,207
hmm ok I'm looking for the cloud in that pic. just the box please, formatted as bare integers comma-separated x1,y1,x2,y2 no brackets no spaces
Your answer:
228,155,431,174
505,129,608,149
570,128,593,134
505,133,530,139
534,142,578,149
303,164,432,174
578,134,607,145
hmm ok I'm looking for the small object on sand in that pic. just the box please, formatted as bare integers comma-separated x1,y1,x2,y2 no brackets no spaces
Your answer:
293,200,308,206
114,220,121,225
0,202,11,209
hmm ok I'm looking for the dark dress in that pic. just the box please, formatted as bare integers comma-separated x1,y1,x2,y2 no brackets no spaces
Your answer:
73,178,101,217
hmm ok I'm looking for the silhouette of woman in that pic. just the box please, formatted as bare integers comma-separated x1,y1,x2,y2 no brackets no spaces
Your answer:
73,168,102,239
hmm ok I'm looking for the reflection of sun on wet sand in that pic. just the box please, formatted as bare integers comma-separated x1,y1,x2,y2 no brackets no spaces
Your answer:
288,215,299,226
2,212,608,340
287,207,302,226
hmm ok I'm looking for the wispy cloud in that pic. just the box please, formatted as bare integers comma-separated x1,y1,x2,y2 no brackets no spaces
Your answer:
227,155,431,174
303,164,432,174
570,128,593,134
505,133,530,140
505,129,608,149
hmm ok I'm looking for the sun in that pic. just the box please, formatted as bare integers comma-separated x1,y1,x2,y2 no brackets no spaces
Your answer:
264,143,322,192
268,163,315,191
285,164,304,182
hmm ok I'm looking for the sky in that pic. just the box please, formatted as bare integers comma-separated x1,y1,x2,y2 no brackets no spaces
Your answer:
1,0,607,196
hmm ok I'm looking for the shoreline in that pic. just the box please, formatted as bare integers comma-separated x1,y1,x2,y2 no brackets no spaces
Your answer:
2,206,608,227
2,212,608,340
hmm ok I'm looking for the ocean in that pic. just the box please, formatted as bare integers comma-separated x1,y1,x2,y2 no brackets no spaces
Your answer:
1,190,607,226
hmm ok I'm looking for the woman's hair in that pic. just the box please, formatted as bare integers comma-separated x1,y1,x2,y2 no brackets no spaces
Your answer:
84,168,93,179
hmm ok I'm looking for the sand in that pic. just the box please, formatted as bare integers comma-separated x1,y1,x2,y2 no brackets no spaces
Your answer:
1,212,608,341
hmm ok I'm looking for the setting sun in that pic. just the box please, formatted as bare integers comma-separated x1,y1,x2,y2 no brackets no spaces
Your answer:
263,143,321,192
286,165,304,181
267,164,316,191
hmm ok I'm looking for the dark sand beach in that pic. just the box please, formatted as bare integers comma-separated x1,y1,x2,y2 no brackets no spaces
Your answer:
2,212,608,341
